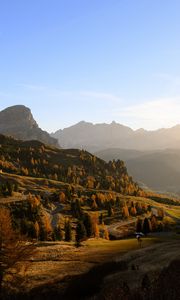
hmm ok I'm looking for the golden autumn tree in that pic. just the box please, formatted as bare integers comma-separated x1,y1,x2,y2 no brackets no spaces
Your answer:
39,214,53,241
91,198,98,210
102,223,109,240
0,207,35,294
130,206,137,216
59,191,66,203
91,213,100,238
122,204,129,219
34,221,40,240
94,223,99,238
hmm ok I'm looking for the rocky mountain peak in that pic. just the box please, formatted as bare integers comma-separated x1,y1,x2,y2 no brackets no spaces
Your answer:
0,105,59,147
0,105,38,130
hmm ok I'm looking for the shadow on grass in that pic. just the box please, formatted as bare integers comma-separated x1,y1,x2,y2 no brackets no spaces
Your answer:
1,260,128,300
63,260,128,299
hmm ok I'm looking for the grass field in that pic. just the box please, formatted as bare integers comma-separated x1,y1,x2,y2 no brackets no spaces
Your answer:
166,207,180,219
21,237,158,291
14,233,179,300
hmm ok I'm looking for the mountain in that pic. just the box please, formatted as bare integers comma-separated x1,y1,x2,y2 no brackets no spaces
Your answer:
0,105,59,147
0,134,142,196
52,121,134,152
95,148,145,162
95,148,180,194
52,121,180,152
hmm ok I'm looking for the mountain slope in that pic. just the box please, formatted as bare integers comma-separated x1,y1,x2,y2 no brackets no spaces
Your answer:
96,148,180,194
52,121,134,152
95,148,145,162
0,134,142,196
0,105,59,147
52,121,180,152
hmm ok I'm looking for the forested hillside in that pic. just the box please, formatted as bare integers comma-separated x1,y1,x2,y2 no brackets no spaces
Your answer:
0,134,143,196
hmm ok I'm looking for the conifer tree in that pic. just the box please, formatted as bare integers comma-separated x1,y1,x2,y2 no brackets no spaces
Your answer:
143,217,150,235
64,219,72,242
6,181,13,196
99,213,103,224
136,218,142,232
83,214,93,237
75,220,87,247
54,223,63,241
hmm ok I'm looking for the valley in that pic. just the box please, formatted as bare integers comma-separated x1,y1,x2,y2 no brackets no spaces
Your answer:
0,106,179,299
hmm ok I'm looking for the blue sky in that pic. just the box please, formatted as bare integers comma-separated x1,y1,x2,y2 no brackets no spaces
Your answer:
1,0,180,132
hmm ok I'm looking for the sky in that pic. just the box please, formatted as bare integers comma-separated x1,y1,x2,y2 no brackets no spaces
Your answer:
1,0,180,132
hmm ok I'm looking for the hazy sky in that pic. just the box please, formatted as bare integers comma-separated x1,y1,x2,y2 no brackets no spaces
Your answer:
1,0,180,132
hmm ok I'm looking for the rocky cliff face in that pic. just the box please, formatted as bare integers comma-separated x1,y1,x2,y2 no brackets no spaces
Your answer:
0,105,59,147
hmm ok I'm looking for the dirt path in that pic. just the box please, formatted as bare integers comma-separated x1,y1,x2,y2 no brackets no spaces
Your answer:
108,218,137,238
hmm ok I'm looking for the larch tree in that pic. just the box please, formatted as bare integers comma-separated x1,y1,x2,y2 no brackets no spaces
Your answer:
0,207,35,294
34,221,40,240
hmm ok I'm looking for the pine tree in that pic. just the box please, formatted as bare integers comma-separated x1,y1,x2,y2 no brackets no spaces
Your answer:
107,202,114,217
54,223,63,241
14,182,19,192
136,218,142,233
143,217,150,235
64,219,72,242
83,214,93,237
99,213,103,224
6,181,13,196
75,220,87,247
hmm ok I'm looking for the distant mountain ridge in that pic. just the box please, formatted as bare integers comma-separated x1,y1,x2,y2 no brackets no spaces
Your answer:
95,148,180,194
0,105,59,147
52,121,180,152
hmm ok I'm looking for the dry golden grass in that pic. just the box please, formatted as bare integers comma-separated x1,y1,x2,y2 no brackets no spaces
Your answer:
21,237,158,291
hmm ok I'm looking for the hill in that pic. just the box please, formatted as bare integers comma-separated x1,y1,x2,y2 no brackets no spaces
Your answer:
95,148,146,162
0,105,59,147
95,148,180,194
0,134,142,196
52,121,180,152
